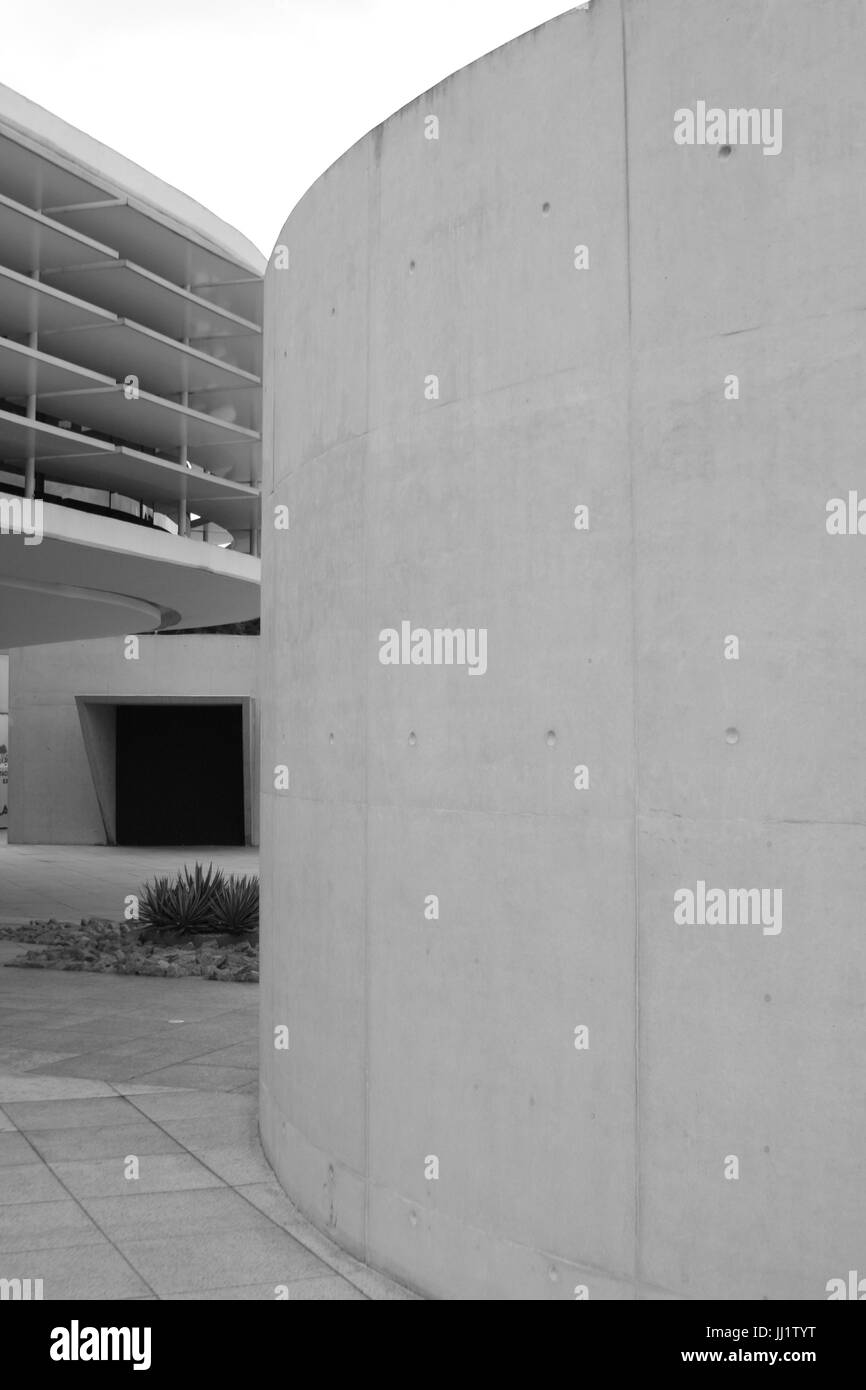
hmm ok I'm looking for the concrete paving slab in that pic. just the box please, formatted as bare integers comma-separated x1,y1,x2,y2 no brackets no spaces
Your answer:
145,1020,256,1051
237,1179,370,1271
191,1041,259,1068
109,1083,186,1096
2,1240,153,1299
0,1047,81,1073
48,1152,225,1199
24,1120,184,1164
31,1052,182,1084
0,1197,105,1253
135,1062,254,1091
41,1035,239,1075
4,1096,143,1131
176,1142,274,1186
119,1005,248,1026
14,1054,142,1084
235,1181,419,1298
0,1010,105,1030
29,1020,163,1048
126,1089,256,1122
0,1162,70,1203
0,1132,37,1166
146,1111,259,1150
0,1028,93,1052
79,1186,277,1243
117,1226,328,1295
0,1074,118,1102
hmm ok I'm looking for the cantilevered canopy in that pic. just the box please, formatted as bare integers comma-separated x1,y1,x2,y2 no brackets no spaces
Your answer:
38,448,260,532
36,384,260,476
39,319,260,402
0,264,110,337
0,407,113,461
0,269,260,409
0,336,111,397
44,198,263,322
0,413,258,533
0,503,260,648
0,193,117,276
43,260,261,351
0,128,106,216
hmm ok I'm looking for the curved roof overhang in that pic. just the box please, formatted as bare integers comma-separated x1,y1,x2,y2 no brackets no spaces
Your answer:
0,501,260,649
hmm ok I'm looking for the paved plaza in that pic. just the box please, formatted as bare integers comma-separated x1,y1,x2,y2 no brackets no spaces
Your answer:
0,841,413,1300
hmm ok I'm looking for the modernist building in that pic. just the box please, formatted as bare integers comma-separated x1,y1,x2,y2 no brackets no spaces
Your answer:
260,0,866,1299
0,84,263,846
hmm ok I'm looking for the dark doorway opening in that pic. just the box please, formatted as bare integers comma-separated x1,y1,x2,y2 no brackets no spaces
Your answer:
116,704,245,846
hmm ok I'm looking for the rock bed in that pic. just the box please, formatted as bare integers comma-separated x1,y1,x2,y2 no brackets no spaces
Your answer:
0,919,259,983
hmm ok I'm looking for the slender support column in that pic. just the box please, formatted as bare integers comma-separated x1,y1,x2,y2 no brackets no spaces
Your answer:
24,271,39,500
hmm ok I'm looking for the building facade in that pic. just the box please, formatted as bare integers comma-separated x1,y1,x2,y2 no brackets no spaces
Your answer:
0,85,263,848
0,81,263,649
7,634,259,847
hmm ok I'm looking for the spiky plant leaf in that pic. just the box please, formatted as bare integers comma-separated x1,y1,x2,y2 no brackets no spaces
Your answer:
210,874,259,935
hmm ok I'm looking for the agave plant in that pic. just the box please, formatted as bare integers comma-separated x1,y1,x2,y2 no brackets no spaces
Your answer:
171,862,225,931
210,873,259,935
138,862,226,934
137,874,176,934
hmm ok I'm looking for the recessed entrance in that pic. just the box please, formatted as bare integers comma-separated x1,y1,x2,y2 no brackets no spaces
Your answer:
115,704,245,846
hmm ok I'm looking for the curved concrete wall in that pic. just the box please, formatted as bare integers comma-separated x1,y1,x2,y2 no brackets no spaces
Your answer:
261,0,866,1299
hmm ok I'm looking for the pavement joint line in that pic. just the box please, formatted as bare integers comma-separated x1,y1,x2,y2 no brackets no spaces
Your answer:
116,1091,381,1296
0,1118,162,1301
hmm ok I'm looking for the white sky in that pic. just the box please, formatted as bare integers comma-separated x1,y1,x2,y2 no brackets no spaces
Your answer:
1,0,574,257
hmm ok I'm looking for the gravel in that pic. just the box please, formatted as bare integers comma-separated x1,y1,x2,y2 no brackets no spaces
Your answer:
0,918,259,983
